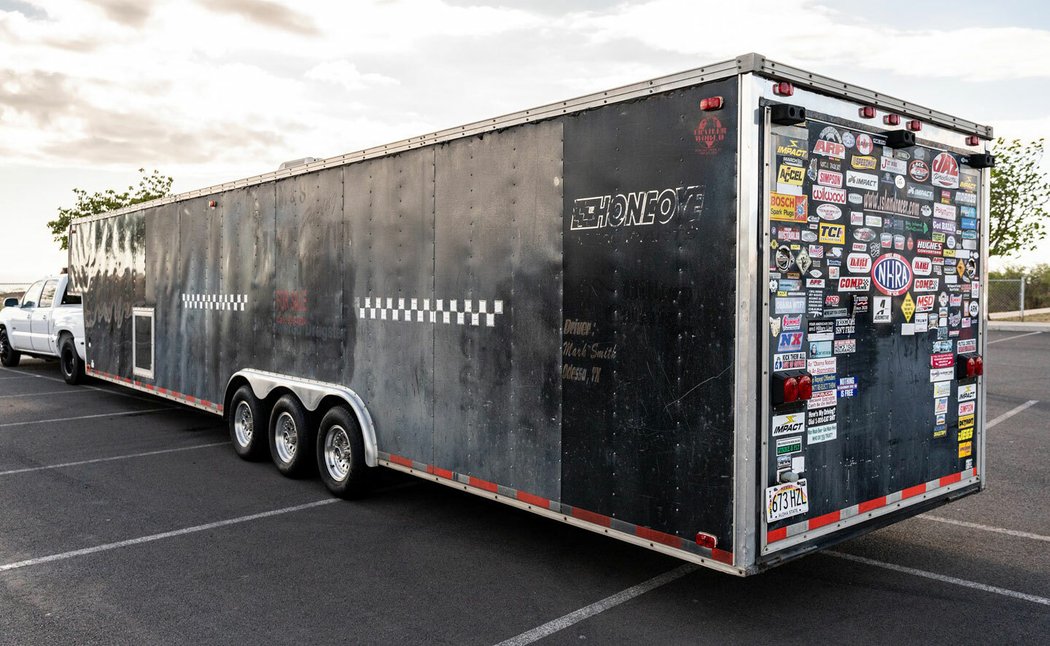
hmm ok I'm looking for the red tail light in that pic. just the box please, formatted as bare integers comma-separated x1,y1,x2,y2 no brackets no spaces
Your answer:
859,106,876,119
695,532,718,549
907,119,922,131
966,135,980,146
975,356,983,376
883,114,900,126
797,374,813,400
783,377,798,403
773,81,794,96
966,357,976,378
700,96,724,111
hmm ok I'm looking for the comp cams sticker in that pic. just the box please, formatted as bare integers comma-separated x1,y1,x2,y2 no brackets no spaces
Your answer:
766,479,809,522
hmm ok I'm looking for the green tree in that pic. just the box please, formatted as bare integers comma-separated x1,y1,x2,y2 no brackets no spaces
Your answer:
990,138,1050,258
48,169,173,250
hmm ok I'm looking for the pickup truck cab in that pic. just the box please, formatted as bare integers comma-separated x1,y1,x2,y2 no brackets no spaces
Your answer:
0,274,86,384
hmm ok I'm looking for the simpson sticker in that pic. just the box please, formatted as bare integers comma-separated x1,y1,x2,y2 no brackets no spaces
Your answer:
808,423,837,444
871,253,913,297
932,152,960,188
772,413,806,437
959,401,976,416
570,185,705,230
771,193,808,222
766,480,809,522
845,171,879,191
817,169,844,188
812,185,847,204
838,276,870,292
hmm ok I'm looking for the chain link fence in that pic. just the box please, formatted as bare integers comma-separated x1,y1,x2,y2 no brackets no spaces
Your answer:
988,279,1024,314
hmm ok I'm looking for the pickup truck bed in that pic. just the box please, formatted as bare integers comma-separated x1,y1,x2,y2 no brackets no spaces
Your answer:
0,274,86,383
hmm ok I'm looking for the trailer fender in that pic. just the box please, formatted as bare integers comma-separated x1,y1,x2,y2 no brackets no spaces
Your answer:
226,369,378,467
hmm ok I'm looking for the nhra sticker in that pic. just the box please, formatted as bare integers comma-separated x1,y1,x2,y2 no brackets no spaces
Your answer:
766,480,809,522
871,253,913,297
772,413,806,437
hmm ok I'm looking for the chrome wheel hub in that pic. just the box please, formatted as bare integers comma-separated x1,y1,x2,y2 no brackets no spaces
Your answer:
324,425,351,482
233,401,253,447
275,411,298,463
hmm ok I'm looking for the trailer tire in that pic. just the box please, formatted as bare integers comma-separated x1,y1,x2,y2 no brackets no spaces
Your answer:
316,406,370,499
0,328,20,368
229,385,268,461
268,394,314,478
59,335,84,385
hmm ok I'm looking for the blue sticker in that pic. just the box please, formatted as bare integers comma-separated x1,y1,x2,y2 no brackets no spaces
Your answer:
778,332,804,352
809,340,833,358
814,374,838,391
960,217,977,230
837,376,858,398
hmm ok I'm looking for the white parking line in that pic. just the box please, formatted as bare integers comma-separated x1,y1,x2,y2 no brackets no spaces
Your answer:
988,331,1042,345
0,441,229,477
986,400,1038,429
918,515,1050,542
493,565,696,646
0,408,173,429
0,389,97,399
0,366,166,406
827,551,1050,606
0,499,339,573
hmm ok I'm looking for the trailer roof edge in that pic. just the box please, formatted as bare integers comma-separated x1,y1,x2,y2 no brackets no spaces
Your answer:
73,53,993,226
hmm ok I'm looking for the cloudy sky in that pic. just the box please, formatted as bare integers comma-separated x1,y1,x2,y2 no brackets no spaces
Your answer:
1,0,1048,283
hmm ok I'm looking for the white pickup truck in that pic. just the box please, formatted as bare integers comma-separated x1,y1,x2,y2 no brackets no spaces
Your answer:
0,274,86,384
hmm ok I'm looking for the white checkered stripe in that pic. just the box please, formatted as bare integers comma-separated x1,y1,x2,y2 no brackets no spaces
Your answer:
355,297,504,327
182,293,248,311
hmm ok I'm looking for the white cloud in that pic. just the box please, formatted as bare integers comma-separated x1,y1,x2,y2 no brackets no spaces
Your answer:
305,60,399,92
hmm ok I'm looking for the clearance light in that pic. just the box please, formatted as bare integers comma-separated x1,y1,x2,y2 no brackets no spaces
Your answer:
883,114,901,126
695,532,718,549
700,96,724,111
772,81,794,97
798,374,813,401
208,200,218,209
975,356,984,376
966,135,981,146
907,119,922,131
859,106,877,119
783,377,798,403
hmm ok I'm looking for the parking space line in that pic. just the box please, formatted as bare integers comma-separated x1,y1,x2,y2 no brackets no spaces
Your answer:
0,408,174,428
918,515,1050,542
0,441,230,477
0,366,167,406
826,551,1050,606
0,376,36,380
988,331,1042,345
0,389,98,399
986,400,1038,429
493,565,696,646
0,499,339,573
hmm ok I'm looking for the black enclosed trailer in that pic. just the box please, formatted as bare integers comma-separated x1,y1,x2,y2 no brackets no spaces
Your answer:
69,53,991,575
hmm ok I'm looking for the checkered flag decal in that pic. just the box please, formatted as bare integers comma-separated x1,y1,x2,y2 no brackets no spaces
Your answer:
356,297,504,327
182,293,248,311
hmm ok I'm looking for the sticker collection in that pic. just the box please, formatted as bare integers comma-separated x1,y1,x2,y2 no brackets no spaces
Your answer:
765,120,981,524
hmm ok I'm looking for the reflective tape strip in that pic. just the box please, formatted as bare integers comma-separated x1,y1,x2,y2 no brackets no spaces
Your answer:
377,451,734,565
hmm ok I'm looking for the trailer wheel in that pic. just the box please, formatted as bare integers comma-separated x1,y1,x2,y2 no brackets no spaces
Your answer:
0,328,20,368
229,385,268,461
268,394,314,477
316,406,370,499
59,335,84,385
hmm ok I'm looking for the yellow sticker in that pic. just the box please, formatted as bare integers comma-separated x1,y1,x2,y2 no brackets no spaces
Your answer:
959,413,975,429
900,292,915,323
957,259,966,277
771,193,808,222
777,163,805,186
958,427,973,441
958,441,972,458
818,223,845,245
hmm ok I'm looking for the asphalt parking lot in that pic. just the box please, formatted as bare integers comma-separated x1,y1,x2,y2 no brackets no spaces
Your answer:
1,330,1048,645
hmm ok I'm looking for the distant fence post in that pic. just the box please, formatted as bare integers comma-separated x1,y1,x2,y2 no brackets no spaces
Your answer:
1020,275,1026,321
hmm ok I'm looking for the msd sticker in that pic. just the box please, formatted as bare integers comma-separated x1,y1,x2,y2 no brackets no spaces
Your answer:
772,413,806,437
766,480,809,522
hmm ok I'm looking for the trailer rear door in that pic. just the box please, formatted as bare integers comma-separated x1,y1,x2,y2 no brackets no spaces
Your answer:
758,103,985,556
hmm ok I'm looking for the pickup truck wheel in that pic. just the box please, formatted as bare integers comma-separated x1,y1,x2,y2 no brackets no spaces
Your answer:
59,335,84,385
316,406,370,499
229,385,268,460
0,328,20,368
269,394,314,478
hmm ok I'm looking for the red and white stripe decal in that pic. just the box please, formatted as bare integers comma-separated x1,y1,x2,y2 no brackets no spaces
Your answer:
767,468,978,544
379,451,734,565
85,367,223,414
